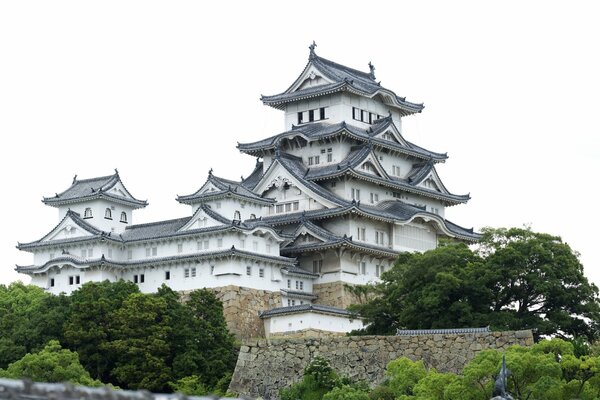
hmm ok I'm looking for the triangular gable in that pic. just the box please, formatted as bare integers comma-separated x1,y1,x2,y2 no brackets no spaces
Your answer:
415,168,450,195
288,231,325,247
356,152,389,179
373,123,409,147
286,63,336,94
106,180,136,200
178,207,228,232
253,160,340,209
40,213,97,243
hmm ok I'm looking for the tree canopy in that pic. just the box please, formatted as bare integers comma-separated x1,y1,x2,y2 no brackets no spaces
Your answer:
350,227,600,340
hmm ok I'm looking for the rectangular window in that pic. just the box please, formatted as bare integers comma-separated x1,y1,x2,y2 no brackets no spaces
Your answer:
327,148,332,162
308,109,314,122
319,107,325,120
352,107,358,120
204,240,209,249
295,280,300,290
291,299,296,306
359,261,367,275
246,266,252,276
184,268,190,278
357,227,366,241
293,201,299,211
134,275,138,283
217,238,223,248
266,244,271,254
331,181,336,188
315,155,320,164
376,231,385,245
191,268,196,277
308,157,314,166
88,248,93,257
299,281,304,291
177,243,183,253
276,204,284,213
259,268,265,278
253,241,258,251
210,265,215,275
351,188,360,201
376,265,385,277
297,111,303,124
285,203,291,212
127,250,133,260
50,278,55,287
197,241,202,250
69,276,74,285
75,275,80,284
287,279,291,289
165,271,170,280
140,274,145,283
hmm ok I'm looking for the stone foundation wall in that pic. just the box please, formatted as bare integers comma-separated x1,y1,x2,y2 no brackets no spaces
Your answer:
182,286,281,340
229,330,534,399
312,281,362,308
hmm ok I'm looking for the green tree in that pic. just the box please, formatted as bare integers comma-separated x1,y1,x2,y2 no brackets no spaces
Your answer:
0,283,68,368
350,227,600,340
0,340,101,386
169,375,209,396
62,280,139,383
280,356,342,400
350,242,487,334
322,385,370,400
103,292,172,392
479,227,600,340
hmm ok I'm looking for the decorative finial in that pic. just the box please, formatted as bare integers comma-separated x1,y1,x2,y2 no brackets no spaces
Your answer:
309,41,317,59
114,168,119,175
72,175,77,184
208,168,213,176
368,62,376,79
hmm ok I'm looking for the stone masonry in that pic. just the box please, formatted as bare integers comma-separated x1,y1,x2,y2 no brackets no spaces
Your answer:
312,281,363,309
229,330,534,399
212,285,281,339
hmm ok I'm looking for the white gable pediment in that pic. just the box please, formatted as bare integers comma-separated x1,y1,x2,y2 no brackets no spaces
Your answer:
417,173,443,193
289,231,325,247
254,162,338,209
179,209,226,232
42,216,95,242
374,127,409,147
289,65,335,93
108,181,133,199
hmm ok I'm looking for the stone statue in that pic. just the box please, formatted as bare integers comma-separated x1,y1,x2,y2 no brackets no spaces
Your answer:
491,355,513,400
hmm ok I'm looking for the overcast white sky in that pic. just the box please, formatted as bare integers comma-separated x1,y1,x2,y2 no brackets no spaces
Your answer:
1,1,599,288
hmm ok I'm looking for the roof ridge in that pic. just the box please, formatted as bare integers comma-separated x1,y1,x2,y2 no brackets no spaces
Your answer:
73,173,117,184
314,54,375,82
126,216,190,230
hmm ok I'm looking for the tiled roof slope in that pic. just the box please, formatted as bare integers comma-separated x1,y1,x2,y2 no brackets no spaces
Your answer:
260,304,358,318
43,171,147,208
178,172,274,205
238,118,447,161
261,47,424,116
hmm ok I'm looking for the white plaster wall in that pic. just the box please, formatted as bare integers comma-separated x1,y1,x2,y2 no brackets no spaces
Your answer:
264,311,364,337
283,94,343,130
340,93,403,132
58,200,133,233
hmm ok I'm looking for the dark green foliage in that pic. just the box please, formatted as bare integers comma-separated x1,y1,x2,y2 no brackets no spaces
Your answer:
0,280,236,393
63,280,139,383
351,228,600,340
0,282,69,368
0,340,101,386
280,356,368,400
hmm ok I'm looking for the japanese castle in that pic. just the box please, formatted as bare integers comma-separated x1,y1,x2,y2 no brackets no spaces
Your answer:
17,43,480,338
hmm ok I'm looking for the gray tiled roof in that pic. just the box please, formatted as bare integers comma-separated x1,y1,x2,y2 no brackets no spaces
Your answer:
281,266,319,278
259,304,359,318
241,160,265,190
261,52,424,116
43,172,147,208
260,200,481,241
396,327,491,336
17,246,296,274
178,172,274,205
17,210,121,250
280,289,318,300
0,378,239,400
238,119,447,161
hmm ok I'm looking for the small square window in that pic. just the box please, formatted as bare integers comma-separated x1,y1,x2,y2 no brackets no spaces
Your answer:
259,268,265,278
246,266,252,276
191,268,196,277
184,268,190,278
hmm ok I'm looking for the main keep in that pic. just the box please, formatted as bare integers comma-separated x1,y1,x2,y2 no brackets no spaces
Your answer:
17,44,480,338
